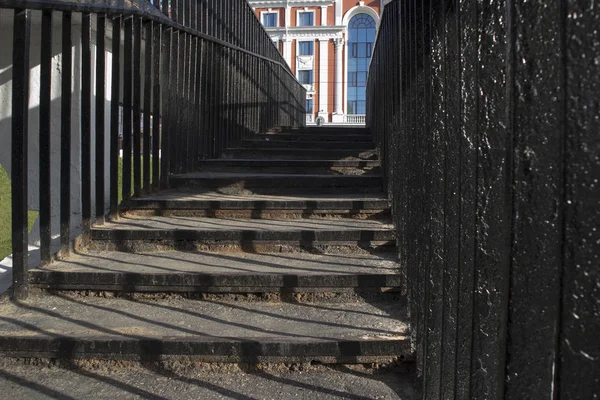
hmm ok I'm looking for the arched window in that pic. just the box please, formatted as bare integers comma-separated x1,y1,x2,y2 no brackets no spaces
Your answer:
347,14,376,115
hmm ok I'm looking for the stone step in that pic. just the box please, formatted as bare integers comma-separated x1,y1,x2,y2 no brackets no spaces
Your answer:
277,127,370,136
0,295,410,364
241,140,373,150
87,216,395,253
169,172,382,194
222,148,378,160
29,251,402,294
199,159,381,169
253,133,375,142
197,159,381,176
123,191,390,219
0,364,415,399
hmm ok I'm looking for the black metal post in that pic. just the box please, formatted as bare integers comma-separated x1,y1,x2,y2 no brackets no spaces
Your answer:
11,8,31,299
95,14,106,222
109,16,121,219
60,12,72,256
39,9,52,266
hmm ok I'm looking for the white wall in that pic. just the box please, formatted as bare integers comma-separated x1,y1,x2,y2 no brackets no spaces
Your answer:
0,10,118,294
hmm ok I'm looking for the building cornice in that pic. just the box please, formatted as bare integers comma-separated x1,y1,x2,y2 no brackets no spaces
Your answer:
248,0,334,7
265,25,344,36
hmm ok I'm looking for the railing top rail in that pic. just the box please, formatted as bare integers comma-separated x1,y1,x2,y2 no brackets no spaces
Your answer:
0,0,300,82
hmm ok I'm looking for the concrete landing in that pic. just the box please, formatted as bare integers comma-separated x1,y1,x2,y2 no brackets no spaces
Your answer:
0,365,414,400
125,190,389,204
93,216,393,231
28,251,403,293
33,251,400,275
0,295,410,363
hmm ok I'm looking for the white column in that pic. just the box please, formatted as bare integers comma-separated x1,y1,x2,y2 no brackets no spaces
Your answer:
318,38,329,122
283,38,292,69
332,38,345,122
285,6,291,29
321,6,328,26
335,0,343,25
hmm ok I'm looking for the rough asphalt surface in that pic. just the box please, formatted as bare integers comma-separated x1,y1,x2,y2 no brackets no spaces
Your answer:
0,365,414,399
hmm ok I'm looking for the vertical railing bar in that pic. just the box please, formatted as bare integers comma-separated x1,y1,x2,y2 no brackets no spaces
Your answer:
178,0,184,25
225,48,231,147
160,27,172,188
171,0,177,25
152,23,161,189
180,32,189,173
95,13,106,221
193,36,202,166
200,38,209,160
39,9,53,266
174,31,184,173
81,13,92,231
122,17,133,203
11,8,31,299
132,17,142,197
60,11,72,257
143,20,152,191
209,41,217,157
186,35,197,172
109,16,121,219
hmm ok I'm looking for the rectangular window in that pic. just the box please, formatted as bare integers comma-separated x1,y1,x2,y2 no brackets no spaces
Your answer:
298,70,313,84
306,99,313,114
298,11,314,26
350,72,367,87
351,43,374,58
262,12,277,27
298,41,314,56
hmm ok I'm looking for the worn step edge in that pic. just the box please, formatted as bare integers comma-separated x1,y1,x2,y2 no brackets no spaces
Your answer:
277,128,370,135
169,176,382,189
123,199,390,210
0,336,411,363
199,160,381,168
120,209,390,221
241,140,373,149
223,148,375,154
89,230,395,241
29,286,404,296
252,134,375,141
83,241,396,255
29,271,402,288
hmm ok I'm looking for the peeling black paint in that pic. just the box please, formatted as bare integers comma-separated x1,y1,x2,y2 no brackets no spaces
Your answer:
368,0,599,398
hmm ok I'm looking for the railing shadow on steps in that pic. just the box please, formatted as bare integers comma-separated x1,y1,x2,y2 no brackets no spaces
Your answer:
0,283,410,399
367,0,598,399
0,0,306,299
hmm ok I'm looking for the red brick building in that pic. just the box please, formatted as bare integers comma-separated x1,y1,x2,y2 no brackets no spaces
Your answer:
248,1,388,124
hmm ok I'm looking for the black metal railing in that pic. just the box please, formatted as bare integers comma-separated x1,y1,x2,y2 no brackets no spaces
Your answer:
2,0,305,299
368,1,598,399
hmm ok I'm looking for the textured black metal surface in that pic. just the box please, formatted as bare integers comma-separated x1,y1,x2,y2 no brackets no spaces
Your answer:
60,12,72,256
143,20,152,191
122,17,133,203
11,9,31,299
95,13,106,220
109,16,121,219
39,10,52,265
81,13,92,230
505,0,564,397
132,17,142,196
369,0,599,398
559,1,600,397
